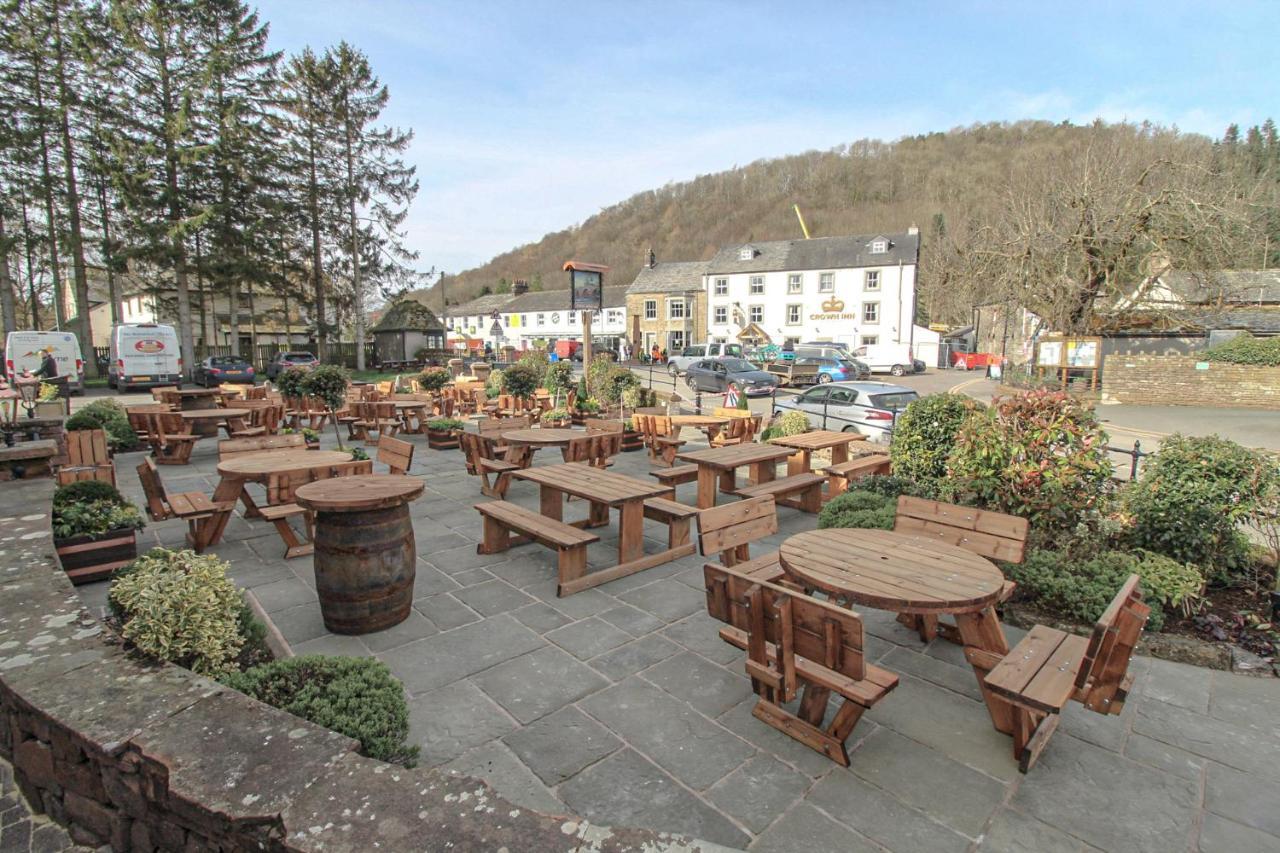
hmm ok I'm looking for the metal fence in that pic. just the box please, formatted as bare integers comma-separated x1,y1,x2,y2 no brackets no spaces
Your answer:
92,342,381,373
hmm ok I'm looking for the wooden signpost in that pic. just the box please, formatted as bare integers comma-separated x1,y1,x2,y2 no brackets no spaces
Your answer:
564,260,609,383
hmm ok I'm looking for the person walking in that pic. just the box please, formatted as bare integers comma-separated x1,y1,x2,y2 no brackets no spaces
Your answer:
650,343,660,364
34,347,59,379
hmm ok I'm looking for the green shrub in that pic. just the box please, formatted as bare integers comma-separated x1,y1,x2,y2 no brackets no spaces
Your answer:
224,656,418,765
65,399,137,450
349,447,369,461
426,418,465,432
596,365,641,405
53,479,126,510
587,353,614,393
500,361,541,398
1123,434,1278,580
776,411,810,436
52,499,144,539
852,474,920,499
946,389,1113,544
543,361,575,403
108,549,244,675
300,364,350,412
485,368,506,399
890,393,976,495
818,489,896,530
575,396,602,414
760,426,780,442
275,366,309,398
516,349,549,376
543,407,570,421
416,368,450,392
1201,334,1280,367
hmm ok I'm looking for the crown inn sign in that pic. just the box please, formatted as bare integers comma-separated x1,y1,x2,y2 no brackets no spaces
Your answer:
810,297,856,321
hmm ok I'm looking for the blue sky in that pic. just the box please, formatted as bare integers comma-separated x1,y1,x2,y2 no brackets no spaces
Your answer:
253,0,1280,275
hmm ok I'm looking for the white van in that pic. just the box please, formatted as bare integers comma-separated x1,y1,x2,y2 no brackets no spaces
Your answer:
4,330,85,393
108,323,182,392
851,343,922,377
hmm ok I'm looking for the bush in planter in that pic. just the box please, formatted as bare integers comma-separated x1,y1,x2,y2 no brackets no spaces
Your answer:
542,407,571,423
544,361,574,404
574,396,602,415
485,368,505,399
301,365,351,448
849,474,922,500
889,393,977,496
417,368,451,393
500,361,541,399
349,446,370,461
52,500,145,540
108,549,244,676
275,366,309,399
775,411,810,437
426,418,466,433
53,479,127,510
596,365,640,406
224,656,418,766
818,490,896,530
65,399,137,451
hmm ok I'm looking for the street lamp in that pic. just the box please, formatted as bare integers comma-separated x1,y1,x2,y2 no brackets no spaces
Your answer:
16,376,40,420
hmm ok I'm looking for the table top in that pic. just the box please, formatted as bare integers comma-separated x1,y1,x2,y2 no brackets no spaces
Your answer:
393,400,429,409
779,528,1005,615
179,408,251,420
671,415,730,427
172,388,225,398
513,462,669,505
295,473,424,512
768,429,868,451
217,449,353,477
500,428,582,446
676,442,795,470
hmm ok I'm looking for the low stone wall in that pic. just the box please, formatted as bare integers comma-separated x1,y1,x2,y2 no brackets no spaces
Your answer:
0,480,715,852
1101,354,1280,409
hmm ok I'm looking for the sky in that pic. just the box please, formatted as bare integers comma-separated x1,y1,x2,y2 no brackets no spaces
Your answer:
252,0,1280,278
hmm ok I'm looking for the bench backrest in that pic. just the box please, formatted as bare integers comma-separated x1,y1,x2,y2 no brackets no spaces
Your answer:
65,429,110,468
893,496,1030,564
218,433,306,459
136,457,171,521
696,495,778,566
703,562,869,698
458,432,501,475
377,435,414,475
150,386,179,405
565,433,621,467
1075,574,1149,715
584,418,623,434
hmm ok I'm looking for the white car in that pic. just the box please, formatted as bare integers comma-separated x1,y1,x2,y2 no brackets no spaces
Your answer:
772,381,919,443
667,342,744,376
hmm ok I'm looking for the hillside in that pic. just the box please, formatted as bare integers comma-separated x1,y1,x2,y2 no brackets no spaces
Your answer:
410,120,1259,323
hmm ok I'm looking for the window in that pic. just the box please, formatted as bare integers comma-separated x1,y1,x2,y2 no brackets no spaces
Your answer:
786,304,801,325
819,272,834,293
863,302,879,323
644,300,657,320
864,270,880,291
668,298,686,320
714,277,728,296
871,239,888,253
669,330,685,350
537,313,545,326
787,274,802,294
738,246,753,261
607,309,622,324
749,275,765,295
503,315,510,327
713,306,728,324
568,311,577,324
827,389,856,405
520,314,528,327
860,334,879,346
749,305,764,323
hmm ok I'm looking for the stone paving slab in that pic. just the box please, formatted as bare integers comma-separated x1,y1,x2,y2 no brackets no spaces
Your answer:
72,435,1280,852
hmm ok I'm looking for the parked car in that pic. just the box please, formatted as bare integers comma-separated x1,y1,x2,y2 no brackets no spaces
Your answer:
850,343,923,377
265,350,317,380
772,381,919,442
798,341,851,353
194,355,255,387
667,342,744,376
797,356,870,384
108,323,182,392
684,358,779,397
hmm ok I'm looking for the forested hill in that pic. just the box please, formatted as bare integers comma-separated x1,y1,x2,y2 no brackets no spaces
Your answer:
411,119,1275,323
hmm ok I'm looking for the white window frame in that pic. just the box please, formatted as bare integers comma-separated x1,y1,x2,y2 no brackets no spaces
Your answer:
713,306,728,324
819,272,834,293
785,304,801,325
568,311,577,324
787,274,802,294
714,277,728,296
871,239,888,254
537,313,545,326
862,302,880,324
749,304,764,323
669,330,686,350
749,275,765,295
860,334,879,346
643,300,657,320
668,298,686,320
864,270,880,291
738,247,753,261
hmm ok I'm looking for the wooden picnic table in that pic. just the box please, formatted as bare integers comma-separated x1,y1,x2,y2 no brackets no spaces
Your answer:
768,429,868,474
178,407,252,437
392,399,430,434
202,449,353,548
500,427,582,466
779,527,1015,734
670,414,730,441
675,443,795,509
296,474,425,635
171,387,232,435
511,462,691,595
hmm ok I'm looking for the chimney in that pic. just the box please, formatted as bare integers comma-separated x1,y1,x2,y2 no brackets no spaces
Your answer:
512,279,529,295
907,223,920,236
647,248,656,269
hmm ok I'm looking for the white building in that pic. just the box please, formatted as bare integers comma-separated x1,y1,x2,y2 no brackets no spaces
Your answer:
701,229,939,362
443,284,628,351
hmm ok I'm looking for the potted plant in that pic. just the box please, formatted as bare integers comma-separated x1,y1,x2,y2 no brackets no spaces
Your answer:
542,407,571,428
276,366,309,406
544,361,574,408
281,427,321,449
35,382,67,418
51,481,145,584
417,368,451,395
349,446,370,462
426,417,465,449
572,396,601,425
619,417,644,452
300,364,351,449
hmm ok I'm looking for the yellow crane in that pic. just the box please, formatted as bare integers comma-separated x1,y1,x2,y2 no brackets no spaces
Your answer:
793,204,811,239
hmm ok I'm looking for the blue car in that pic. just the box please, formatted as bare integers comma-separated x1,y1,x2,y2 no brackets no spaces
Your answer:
799,356,870,384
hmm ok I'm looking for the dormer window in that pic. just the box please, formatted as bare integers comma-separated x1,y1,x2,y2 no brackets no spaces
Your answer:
870,239,888,254
738,246,754,261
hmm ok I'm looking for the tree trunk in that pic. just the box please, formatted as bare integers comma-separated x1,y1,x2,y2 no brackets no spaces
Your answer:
193,232,209,354
343,108,365,371
19,191,40,328
305,103,326,360
31,58,66,330
157,53,194,380
0,213,17,334
96,176,121,325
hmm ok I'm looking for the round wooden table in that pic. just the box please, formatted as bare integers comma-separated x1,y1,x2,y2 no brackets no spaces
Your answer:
216,449,352,479
499,427,581,466
174,387,232,435
295,474,425,635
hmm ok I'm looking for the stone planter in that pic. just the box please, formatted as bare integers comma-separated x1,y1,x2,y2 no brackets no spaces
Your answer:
427,428,460,450
470,363,492,383
621,428,643,452
35,400,68,419
55,527,137,585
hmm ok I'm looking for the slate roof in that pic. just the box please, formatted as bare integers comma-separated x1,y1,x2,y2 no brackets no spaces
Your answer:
626,260,710,294
370,299,444,332
1159,270,1280,305
445,287,628,318
705,232,919,275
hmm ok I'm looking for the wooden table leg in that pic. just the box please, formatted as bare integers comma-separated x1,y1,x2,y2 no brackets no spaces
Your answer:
540,484,563,522
618,499,644,564
201,474,244,548
830,444,850,466
955,606,1014,734
749,460,777,487
787,449,811,476
696,464,718,509
719,469,736,494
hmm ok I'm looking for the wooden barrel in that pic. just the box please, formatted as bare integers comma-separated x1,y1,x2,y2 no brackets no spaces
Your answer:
312,504,416,634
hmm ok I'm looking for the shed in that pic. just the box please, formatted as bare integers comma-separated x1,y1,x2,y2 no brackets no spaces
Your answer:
371,300,446,364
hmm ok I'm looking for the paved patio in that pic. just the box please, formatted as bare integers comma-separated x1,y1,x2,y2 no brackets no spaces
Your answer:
77,427,1280,852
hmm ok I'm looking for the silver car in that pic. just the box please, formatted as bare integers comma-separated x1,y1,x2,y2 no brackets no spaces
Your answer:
772,381,919,443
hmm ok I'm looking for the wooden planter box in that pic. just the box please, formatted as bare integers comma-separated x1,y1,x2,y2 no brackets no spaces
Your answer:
55,527,137,585
542,417,571,429
427,428,460,450
621,429,644,452
304,440,321,450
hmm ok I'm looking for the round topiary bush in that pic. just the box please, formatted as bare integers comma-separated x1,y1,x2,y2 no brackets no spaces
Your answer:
53,479,126,510
224,655,419,766
275,366,309,399
501,361,541,399
889,393,976,495
817,489,896,530
775,410,810,436
65,399,137,451
416,368,450,392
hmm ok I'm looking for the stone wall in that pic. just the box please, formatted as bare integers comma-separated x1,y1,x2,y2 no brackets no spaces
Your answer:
0,481,714,852
1101,354,1280,409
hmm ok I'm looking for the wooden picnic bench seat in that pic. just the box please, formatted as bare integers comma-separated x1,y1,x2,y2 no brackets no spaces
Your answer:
146,411,199,465
642,496,697,550
699,496,898,766
459,432,519,497
258,503,313,559
824,453,891,497
735,471,825,513
137,458,231,552
57,429,115,486
893,496,1029,643
976,575,1149,772
475,500,599,586
632,414,685,467
218,433,306,459
651,463,699,488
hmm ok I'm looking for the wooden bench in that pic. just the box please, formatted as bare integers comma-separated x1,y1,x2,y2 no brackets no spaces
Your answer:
633,414,685,467
699,499,898,766
977,575,1149,773
642,496,698,550
475,500,599,587
564,433,620,469
377,435,414,475
824,453,891,497
893,496,1029,643
651,463,699,488
218,433,307,459
147,412,199,465
459,432,519,498
258,503,314,559
57,429,115,486
137,458,231,552
735,471,825,513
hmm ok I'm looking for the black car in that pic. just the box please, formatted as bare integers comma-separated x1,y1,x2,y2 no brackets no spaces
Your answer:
265,350,317,379
684,358,779,397
193,355,255,387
